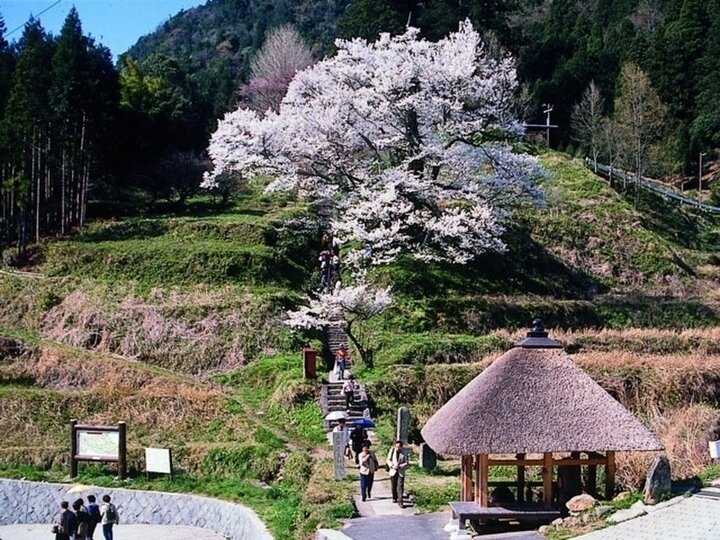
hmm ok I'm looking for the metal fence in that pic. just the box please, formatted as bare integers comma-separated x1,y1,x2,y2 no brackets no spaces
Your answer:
585,158,720,214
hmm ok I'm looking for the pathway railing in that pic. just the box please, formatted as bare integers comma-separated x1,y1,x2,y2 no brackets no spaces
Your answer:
585,158,720,214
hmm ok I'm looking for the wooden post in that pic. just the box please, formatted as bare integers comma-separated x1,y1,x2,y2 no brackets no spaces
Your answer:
542,452,553,507
117,421,127,480
70,419,78,478
478,453,489,507
517,453,526,503
605,451,616,500
461,455,473,501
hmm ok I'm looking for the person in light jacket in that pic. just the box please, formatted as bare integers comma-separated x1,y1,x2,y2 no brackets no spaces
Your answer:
359,443,378,501
99,494,119,540
386,440,408,507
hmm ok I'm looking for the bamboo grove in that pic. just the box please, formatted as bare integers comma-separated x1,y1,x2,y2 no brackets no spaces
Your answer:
0,10,117,257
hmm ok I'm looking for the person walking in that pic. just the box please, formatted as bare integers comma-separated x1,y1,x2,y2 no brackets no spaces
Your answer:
73,498,91,540
99,495,118,540
332,418,352,459
54,501,77,540
342,375,358,412
86,495,101,540
359,443,378,501
335,345,349,380
386,440,408,507
349,423,367,465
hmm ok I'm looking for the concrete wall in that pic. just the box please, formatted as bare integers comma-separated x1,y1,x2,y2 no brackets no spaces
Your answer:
0,479,272,540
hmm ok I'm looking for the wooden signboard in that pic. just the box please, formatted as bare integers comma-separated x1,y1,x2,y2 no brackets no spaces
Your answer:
70,419,126,479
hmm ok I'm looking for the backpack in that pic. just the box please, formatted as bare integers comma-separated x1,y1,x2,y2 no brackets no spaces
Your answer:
104,504,117,523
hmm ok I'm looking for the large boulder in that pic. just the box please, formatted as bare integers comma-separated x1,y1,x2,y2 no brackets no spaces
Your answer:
566,493,596,513
643,455,671,505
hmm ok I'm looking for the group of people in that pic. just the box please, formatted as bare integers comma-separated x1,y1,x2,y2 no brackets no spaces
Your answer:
54,494,118,540
318,242,341,293
333,419,409,506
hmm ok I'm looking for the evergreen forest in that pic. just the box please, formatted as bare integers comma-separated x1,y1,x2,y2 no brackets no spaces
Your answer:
1,1,720,253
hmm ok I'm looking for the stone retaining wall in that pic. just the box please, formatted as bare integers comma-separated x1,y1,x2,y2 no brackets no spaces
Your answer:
0,479,272,540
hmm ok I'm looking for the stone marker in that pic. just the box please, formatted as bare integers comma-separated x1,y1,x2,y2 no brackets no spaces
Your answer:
332,431,346,480
396,406,409,444
643,454,671,504
419,443,437,470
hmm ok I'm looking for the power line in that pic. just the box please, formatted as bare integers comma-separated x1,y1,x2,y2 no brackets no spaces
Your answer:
7,0,63,38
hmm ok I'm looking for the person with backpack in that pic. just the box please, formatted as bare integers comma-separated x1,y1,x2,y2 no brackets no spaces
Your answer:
99,494,118,540
53,501,76,540
86,495,101,540
73,498,91,540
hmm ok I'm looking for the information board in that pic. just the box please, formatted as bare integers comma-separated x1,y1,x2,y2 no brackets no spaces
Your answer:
77,429,120,460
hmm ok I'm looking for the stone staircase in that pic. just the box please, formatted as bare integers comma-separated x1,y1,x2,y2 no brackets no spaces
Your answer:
326,324,353,373
323,381,369,431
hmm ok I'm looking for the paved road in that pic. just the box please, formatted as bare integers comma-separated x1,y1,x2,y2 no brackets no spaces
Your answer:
0,523,227,539
576,489,720,540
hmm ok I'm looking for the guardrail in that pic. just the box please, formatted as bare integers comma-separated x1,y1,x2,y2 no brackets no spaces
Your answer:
585,158,720,214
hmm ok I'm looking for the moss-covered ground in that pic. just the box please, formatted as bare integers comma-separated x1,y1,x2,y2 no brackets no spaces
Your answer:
0,152,719,538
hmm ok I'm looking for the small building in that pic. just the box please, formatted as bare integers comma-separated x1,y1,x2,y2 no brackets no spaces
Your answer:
421,321,662,537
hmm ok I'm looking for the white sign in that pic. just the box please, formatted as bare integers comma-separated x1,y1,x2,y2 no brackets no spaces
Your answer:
77,430,119,460
710,440,720,459
145,447,172,474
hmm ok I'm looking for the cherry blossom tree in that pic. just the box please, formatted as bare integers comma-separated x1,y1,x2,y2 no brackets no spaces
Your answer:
285,282,392,368
206,21,543,268
238,25,314,113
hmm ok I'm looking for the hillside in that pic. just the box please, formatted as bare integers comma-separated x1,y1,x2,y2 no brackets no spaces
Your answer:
1,153,719,538
126,0,350,117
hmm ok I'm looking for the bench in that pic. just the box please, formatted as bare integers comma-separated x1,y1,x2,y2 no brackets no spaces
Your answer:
444,501,560,540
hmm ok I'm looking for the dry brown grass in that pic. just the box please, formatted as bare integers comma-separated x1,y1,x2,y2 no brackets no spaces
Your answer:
616,404,720,489
39,286,286,374
496,326,720,355
0,344,254,469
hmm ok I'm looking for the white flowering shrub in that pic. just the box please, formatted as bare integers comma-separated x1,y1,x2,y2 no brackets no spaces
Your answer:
206,21,543,266
285,282,392,367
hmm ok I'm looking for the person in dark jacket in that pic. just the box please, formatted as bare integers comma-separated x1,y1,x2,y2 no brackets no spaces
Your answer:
54,500,77,540
73,498,91,540
86,495,101,540
349,424,367,465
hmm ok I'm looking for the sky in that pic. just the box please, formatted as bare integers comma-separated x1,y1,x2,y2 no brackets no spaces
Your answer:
1,0,206,58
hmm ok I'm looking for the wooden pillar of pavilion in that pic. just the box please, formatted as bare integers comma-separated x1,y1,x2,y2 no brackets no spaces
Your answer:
461,455,474,501
475,453,489,506
542,452,553,506
605,451,616,500
516,453,526,503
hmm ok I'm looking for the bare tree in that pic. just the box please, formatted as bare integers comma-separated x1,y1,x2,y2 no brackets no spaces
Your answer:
631,0,664,33
571,80,605,171
239,25,314,114
600,118,621,187
614,63,667,203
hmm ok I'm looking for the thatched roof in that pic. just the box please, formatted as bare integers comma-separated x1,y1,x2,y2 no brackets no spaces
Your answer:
421,346,663,455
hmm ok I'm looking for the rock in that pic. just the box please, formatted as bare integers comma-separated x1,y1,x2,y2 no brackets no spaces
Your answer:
608,503,647,524
566,493,596,513
550,518,563,526
711,478,720,487
595,505,611,518
538,525,550,535
643,455,671,505
613,491,631,502
562,516,580,527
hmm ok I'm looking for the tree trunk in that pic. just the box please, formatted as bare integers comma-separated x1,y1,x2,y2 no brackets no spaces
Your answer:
345,320,374,369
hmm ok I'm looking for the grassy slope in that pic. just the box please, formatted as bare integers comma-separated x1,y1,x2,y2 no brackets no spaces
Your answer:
1,152,719,538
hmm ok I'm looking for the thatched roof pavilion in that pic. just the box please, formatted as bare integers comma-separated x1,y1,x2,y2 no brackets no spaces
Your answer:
421,321,662,510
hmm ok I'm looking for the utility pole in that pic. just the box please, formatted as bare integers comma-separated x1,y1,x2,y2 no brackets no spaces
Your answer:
699,152,707,199
543,104,554,147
